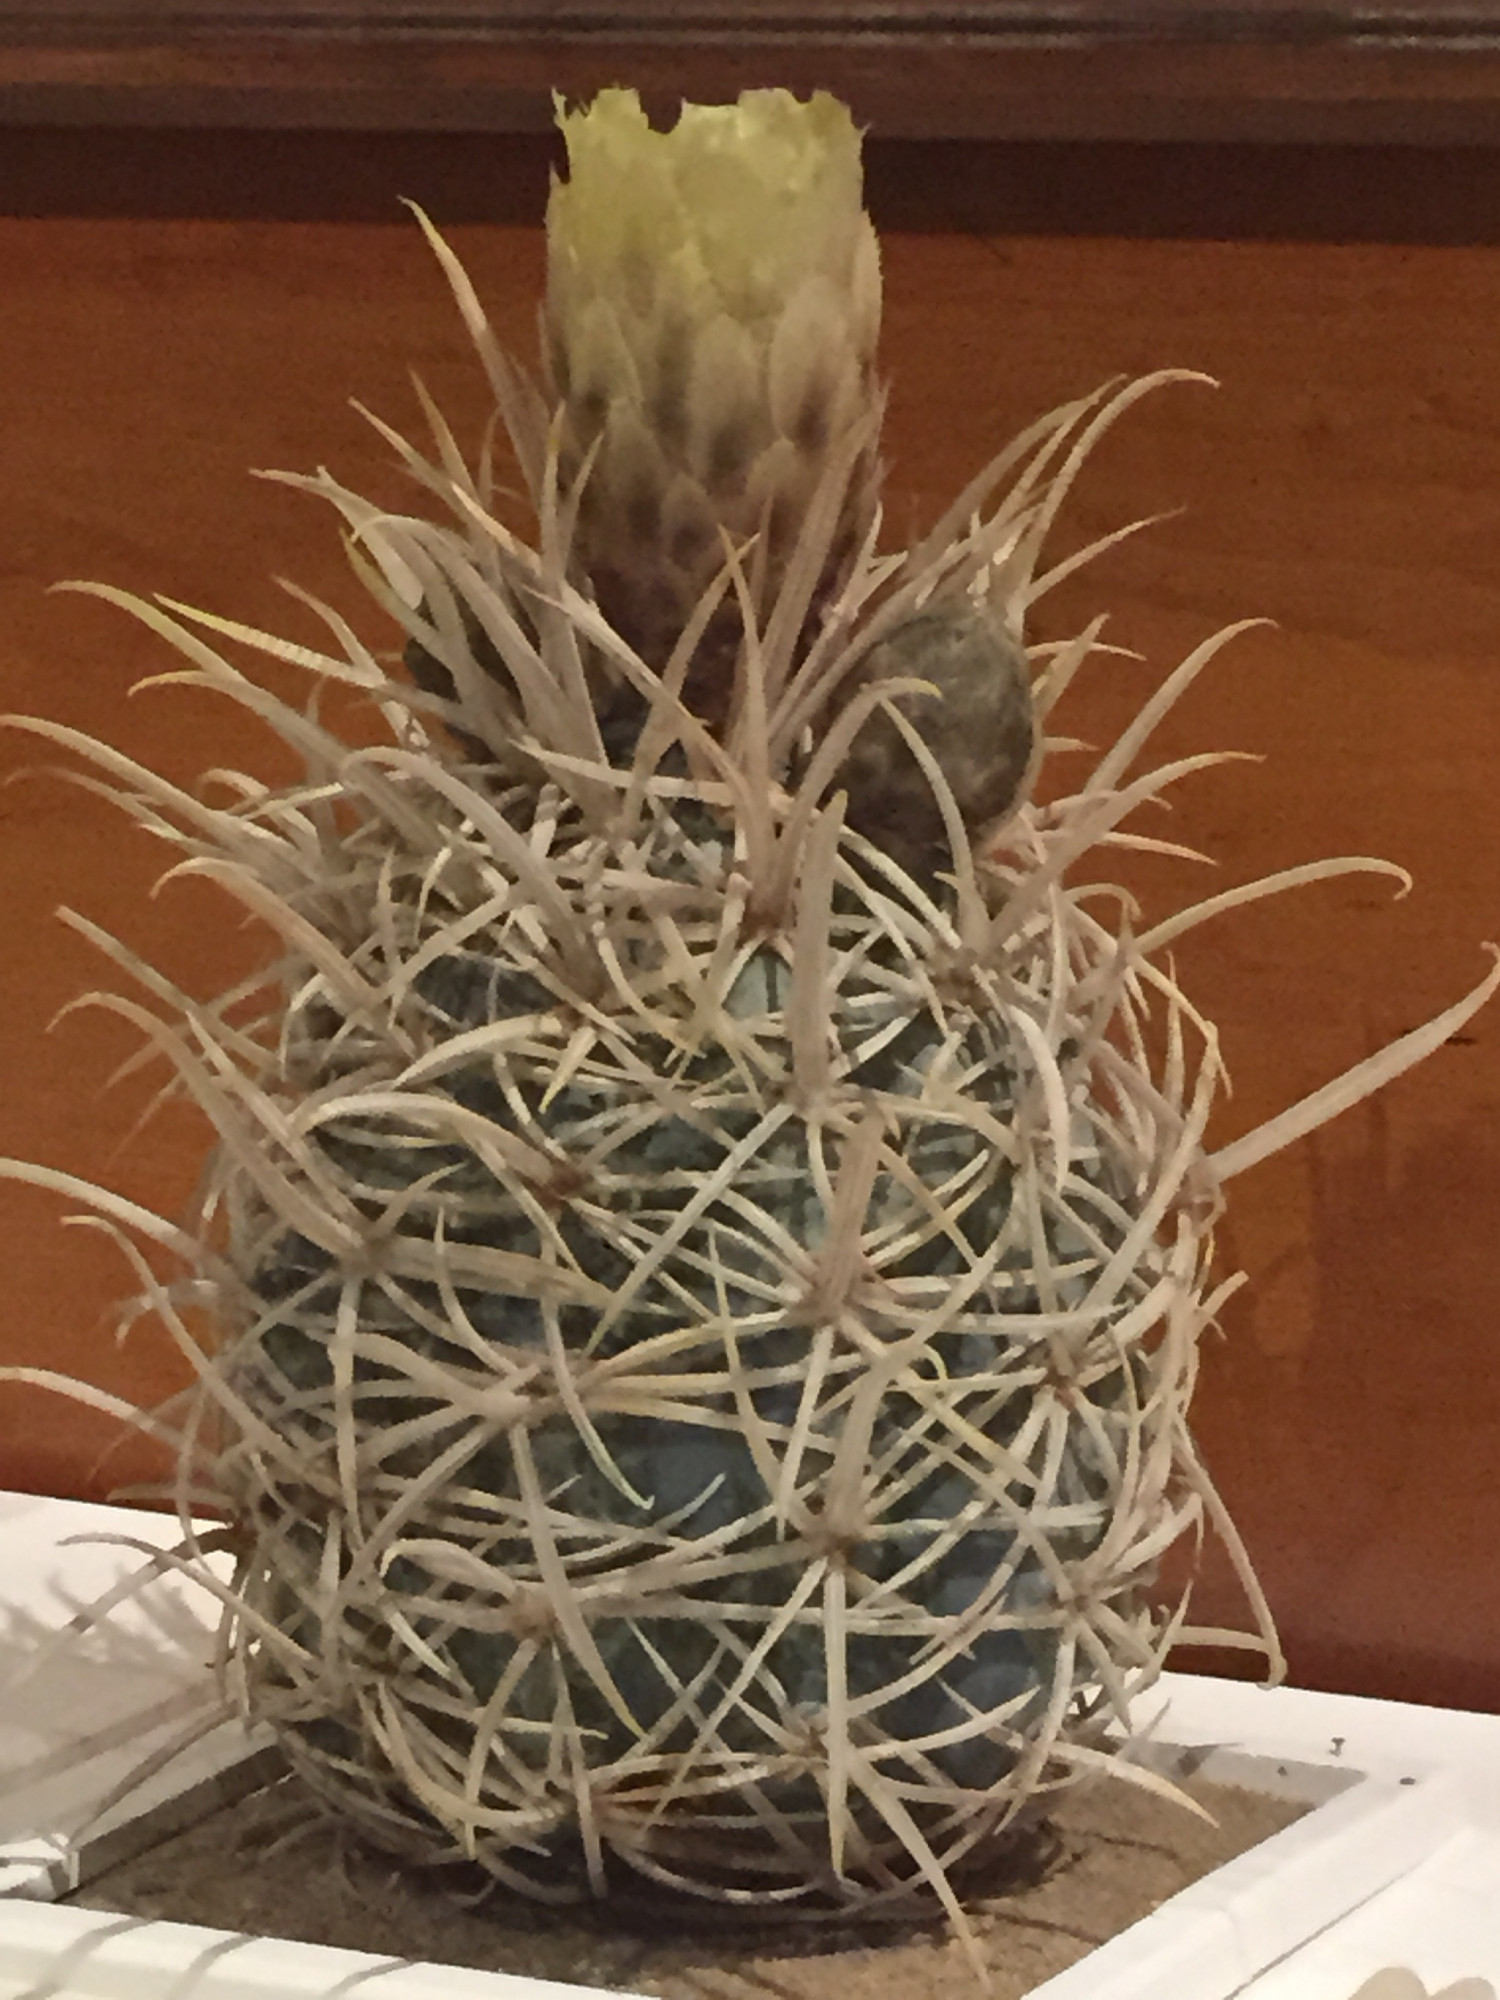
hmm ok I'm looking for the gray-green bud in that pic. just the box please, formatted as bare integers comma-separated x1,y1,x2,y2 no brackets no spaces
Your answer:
840,598,1035,877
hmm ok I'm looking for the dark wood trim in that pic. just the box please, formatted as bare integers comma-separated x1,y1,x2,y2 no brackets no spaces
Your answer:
10,4,1500,143
12,126,1500,242
12,0,1500,23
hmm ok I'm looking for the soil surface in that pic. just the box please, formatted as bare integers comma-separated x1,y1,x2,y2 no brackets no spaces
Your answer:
68,1770,1305,1998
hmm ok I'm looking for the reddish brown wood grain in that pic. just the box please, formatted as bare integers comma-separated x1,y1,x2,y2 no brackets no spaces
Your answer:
1,169,1498,1712
12,1,1500,143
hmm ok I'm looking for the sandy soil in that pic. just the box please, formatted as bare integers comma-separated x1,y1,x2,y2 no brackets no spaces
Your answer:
69,1768,1304,1998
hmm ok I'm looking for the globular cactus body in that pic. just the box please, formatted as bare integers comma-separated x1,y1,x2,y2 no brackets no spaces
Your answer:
5,86,1495,1964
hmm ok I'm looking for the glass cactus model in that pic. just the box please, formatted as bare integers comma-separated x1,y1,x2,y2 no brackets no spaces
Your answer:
4,89,1495,1966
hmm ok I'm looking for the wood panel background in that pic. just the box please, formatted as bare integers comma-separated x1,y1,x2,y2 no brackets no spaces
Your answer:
18,0,1500,144
2,131,1498,1715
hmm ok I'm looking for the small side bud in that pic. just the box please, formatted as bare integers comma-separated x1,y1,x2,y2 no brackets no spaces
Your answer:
840,599,1035,876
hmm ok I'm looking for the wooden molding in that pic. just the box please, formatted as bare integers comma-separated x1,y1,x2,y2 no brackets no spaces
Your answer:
8,1,1500,143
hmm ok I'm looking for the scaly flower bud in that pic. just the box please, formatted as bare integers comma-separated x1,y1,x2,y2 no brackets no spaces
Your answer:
545,87,883,711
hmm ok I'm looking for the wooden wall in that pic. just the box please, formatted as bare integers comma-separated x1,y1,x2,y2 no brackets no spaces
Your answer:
2,131,1498,1714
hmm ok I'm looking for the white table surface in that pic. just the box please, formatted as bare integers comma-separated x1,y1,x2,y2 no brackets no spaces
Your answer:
2,1489,1497,1997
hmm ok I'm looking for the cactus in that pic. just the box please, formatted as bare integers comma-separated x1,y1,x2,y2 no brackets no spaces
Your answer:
4,87,1495,1972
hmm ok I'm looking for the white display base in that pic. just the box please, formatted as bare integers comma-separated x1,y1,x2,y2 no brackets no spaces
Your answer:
2,1493,1497,2000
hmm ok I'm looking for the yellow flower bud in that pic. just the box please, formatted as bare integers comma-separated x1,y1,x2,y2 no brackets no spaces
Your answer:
545,88,883,711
